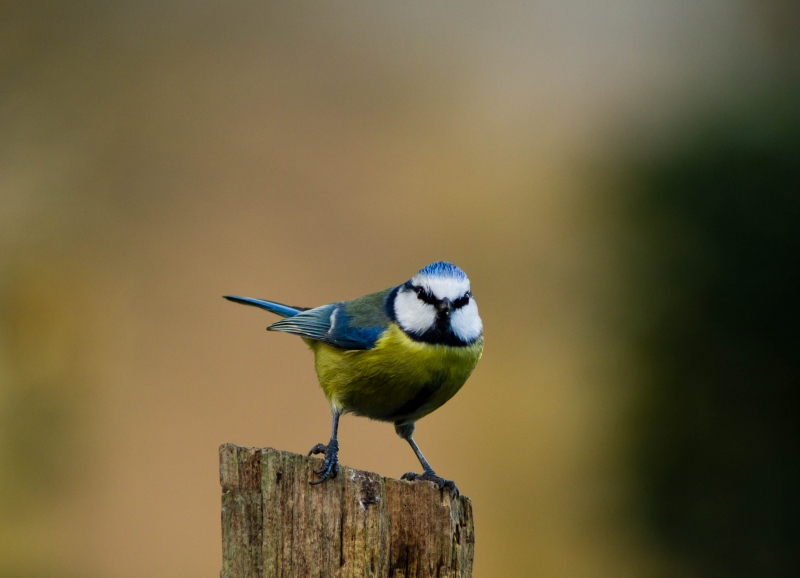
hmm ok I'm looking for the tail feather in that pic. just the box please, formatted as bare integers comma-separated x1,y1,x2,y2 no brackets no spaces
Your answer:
223,295,308,318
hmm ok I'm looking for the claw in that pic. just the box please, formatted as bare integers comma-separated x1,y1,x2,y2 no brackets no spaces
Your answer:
310,457,339,484
308,441,339,485
307,443,328,457
401,471,459,497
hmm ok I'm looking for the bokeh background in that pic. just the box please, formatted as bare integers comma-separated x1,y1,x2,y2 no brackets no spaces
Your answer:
2,1,798,577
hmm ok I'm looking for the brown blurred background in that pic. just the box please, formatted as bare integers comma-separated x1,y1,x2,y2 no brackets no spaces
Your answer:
2,2,798,577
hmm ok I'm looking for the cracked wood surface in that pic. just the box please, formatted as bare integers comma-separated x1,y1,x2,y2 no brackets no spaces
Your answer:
220,444,474,578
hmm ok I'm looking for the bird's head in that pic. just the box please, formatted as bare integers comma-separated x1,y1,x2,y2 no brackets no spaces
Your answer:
392,261,482,346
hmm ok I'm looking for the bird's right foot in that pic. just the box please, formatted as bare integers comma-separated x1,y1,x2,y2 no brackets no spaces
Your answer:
308,440,339,484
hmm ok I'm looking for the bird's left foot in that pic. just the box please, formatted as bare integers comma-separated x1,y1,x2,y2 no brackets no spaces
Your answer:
401,470,459,497
308,441,339,484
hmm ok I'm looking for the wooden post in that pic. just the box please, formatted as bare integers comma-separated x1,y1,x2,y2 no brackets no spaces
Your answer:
220,443,474,578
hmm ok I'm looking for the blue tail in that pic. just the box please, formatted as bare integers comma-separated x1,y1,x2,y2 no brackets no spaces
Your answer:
223,295,307,318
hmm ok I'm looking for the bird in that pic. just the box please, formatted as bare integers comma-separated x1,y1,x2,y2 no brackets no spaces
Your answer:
224,261,483,494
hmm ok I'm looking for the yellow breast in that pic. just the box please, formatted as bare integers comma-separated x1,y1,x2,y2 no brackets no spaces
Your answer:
306,324,483,423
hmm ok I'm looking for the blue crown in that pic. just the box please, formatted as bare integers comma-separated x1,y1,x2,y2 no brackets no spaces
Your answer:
417,261,467,280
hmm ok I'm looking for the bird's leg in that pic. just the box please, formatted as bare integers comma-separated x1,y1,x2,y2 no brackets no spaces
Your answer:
395,422,459,496
308,411,340,485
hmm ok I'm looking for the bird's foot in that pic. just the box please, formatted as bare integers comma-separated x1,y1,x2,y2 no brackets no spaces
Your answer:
401,470,459,497
307,441,339,484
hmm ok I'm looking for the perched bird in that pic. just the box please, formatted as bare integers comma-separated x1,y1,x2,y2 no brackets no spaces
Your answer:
224,261,483,494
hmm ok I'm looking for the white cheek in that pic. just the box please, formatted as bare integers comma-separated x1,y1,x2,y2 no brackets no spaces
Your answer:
394,290,436,335
450,300,482,342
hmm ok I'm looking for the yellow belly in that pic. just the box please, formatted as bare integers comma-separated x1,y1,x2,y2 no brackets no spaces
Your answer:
306,324,483,423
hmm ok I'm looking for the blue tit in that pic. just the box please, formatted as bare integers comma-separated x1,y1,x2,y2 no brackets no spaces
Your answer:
224,261,483,494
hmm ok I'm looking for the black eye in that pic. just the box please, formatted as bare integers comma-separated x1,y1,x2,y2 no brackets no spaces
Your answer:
453,294,470,309
413,286,436,305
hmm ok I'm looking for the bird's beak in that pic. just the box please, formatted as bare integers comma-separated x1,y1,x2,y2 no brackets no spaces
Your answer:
437,298,453,315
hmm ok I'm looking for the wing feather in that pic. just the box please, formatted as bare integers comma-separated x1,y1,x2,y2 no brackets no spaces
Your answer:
268,300,386,350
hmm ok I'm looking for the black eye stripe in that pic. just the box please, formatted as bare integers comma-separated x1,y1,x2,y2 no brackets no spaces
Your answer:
414,286,437,305
410,285,472,309
453,295,470,309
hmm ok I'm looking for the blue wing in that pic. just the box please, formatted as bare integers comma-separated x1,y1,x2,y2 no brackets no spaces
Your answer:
223,296,308,318
268,302,386,350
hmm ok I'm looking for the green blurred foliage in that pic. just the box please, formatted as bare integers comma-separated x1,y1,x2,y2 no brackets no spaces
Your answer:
0,263,92,577
623,100,800,577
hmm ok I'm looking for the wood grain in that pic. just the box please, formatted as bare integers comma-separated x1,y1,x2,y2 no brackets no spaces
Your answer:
220,444,474,578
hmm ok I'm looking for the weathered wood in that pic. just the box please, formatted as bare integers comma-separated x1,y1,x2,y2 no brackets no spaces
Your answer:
220,443,474,578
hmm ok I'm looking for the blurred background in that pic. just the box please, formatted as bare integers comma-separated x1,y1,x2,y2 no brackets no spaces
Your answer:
1,1,798,577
